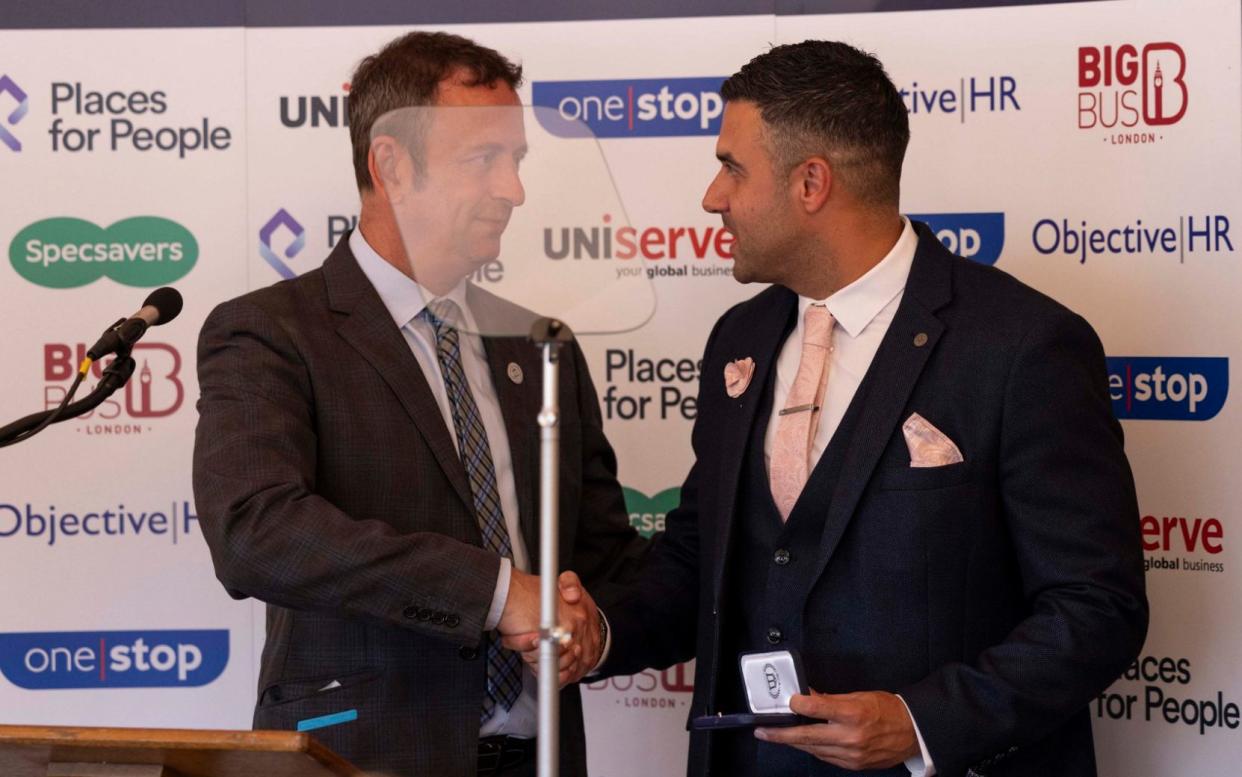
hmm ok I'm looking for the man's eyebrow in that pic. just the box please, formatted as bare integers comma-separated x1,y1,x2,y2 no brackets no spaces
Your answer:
462,141,529,156
717,151,743,169
463,141,504,154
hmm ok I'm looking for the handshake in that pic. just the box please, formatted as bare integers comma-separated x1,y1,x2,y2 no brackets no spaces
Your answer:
496,569,604,686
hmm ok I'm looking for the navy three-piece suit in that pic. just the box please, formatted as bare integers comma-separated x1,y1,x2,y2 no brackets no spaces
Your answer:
601,223,1148,777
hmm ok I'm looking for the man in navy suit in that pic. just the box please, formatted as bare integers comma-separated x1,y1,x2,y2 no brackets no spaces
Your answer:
550,41,1147,776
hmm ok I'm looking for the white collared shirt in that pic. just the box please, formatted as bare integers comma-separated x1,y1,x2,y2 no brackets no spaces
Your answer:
761,217,935,777
763,217,917,476
350,228,537,738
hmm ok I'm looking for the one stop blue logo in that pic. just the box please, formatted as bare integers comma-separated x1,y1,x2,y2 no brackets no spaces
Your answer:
1106,357,1228,421
0,630,229,689
532,77,726,138
908,212,1005,266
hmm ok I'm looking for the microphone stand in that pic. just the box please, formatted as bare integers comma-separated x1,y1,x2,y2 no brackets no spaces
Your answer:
530,316,573,777
0,347,137,448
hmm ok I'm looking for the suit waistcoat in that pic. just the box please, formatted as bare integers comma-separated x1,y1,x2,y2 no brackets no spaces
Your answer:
710,338,874,777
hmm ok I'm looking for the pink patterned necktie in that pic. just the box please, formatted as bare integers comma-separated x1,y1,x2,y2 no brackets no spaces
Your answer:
770,304,835,521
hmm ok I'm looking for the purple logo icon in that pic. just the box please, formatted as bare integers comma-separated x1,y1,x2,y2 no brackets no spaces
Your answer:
259,208,306,279
0,76,29,152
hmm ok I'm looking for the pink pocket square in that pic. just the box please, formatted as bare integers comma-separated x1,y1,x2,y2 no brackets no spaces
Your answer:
902,413,964,468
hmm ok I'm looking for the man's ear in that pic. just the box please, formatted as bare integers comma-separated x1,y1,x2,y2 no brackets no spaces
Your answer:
794,156,832,214
368,136,415,204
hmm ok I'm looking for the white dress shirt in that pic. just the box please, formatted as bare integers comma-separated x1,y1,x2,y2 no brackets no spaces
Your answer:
350,228,537,738
761,217,935,776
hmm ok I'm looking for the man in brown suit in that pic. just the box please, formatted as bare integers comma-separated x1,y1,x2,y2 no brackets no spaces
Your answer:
193,31,644,777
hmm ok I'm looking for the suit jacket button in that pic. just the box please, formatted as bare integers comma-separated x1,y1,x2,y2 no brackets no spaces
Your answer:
417,608,433,621
431,612,447,624
773,549,791,565
766,626,783,644
445,614,461,628
402,605,419,619
459,645,479,660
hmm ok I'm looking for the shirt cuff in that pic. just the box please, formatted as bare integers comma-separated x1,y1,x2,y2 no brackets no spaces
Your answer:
484,557,512,632
589,609,613,674
895,694,936,777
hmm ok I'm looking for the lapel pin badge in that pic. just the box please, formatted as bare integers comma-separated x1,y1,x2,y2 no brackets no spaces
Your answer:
507,362,524,384
913,333,929,347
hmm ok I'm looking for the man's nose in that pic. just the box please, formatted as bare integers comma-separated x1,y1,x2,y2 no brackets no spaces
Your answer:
702,171,726,214
494,160,526,206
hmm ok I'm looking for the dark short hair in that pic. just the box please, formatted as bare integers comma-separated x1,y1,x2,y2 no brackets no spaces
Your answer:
348,31,524,191
721,40,909,206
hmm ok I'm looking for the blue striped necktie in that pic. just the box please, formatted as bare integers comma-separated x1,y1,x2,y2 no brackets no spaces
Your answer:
420,299,524,723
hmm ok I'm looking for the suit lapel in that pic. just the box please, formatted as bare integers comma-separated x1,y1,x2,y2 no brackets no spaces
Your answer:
807,225,954,589
480,333,541,562
324,240,475,513
710,287,798,604
468,284,546,566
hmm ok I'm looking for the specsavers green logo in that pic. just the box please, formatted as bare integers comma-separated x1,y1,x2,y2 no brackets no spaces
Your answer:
10,217,198,288
623,486,679,538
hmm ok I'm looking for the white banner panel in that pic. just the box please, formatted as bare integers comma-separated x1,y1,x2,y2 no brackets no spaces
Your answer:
1,2,1238,774
775,1,1242,773
0,28,254,728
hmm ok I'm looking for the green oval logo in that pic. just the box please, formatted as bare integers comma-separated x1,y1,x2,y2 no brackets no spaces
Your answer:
623,486,679,538
9,216,198,288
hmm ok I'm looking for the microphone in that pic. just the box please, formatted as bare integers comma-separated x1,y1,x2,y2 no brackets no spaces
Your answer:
86,287,184,362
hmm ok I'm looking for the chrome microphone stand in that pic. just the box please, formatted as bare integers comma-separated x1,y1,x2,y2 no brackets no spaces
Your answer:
531,317,573,777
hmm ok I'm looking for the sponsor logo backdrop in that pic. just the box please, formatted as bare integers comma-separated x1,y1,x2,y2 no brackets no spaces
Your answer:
1,0,1238,773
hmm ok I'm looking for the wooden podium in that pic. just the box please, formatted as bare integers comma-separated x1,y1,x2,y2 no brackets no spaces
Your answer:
0,725,363,777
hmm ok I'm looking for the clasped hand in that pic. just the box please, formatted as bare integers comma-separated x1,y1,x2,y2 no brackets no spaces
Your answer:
496,570,602,687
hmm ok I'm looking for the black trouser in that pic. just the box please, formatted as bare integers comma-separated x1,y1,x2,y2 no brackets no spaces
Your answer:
478,735,536,777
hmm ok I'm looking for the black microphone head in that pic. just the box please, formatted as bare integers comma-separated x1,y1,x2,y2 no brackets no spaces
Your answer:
143,287,184,326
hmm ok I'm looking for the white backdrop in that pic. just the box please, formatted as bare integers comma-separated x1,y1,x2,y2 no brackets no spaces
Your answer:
1,0,1239,773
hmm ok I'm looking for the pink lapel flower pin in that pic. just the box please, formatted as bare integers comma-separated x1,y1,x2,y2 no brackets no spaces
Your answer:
724,357,755,399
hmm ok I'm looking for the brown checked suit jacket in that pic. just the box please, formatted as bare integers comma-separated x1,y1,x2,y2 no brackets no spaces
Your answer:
193,236,646,777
